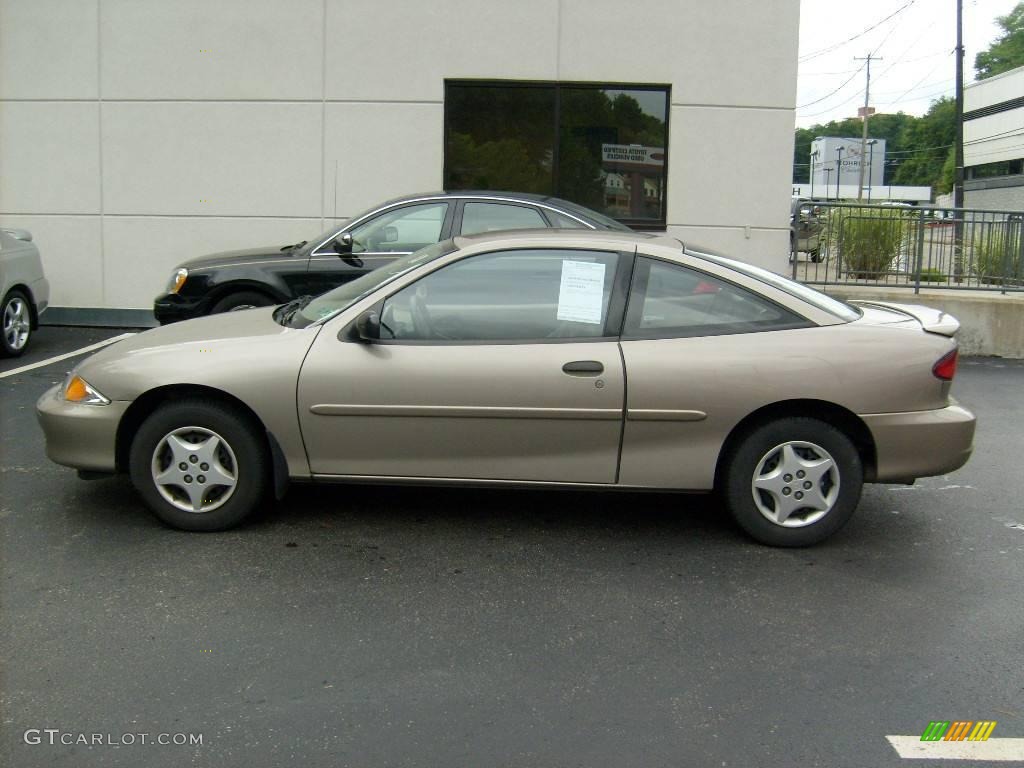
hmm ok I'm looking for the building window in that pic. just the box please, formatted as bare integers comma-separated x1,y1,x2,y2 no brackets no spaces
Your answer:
966,158,1023,180
444,80,670,229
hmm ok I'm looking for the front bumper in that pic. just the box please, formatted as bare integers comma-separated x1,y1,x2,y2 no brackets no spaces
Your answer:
153,292,210,325
862,403,976,483
36,385,130,472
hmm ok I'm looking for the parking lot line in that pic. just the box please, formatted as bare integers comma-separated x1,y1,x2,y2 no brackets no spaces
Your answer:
0,333,136,380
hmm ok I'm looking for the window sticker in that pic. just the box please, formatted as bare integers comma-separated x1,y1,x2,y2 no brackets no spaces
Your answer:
557,260,606,325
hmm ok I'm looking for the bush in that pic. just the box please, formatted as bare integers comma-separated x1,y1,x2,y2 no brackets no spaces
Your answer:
972,226,1023,286
918,267,947,283
826,208,911,279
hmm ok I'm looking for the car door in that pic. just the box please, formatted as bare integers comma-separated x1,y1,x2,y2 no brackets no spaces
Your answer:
304,200,455,296
297,247,631,483
617,255,814,490
455,200,550,236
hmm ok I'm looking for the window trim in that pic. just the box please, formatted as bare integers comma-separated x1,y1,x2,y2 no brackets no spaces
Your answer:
620,255,814,341
443,79,671,230
348,247,636,346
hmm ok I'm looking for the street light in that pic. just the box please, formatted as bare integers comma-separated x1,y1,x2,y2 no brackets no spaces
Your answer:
866,139,878,202
810,149,820,200
823,167,833,201
835,146,844,200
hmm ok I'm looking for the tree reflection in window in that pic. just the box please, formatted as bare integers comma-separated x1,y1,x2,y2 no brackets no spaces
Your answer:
445,82,669,228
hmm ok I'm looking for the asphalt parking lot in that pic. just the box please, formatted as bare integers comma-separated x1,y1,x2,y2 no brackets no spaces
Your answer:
2,326,1022,768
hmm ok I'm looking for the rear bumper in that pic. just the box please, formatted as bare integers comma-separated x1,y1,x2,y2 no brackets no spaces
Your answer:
862,403,976,483
36,384,129,472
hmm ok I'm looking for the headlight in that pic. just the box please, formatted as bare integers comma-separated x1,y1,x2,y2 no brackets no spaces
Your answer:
63,374,110,405
165,267,188,294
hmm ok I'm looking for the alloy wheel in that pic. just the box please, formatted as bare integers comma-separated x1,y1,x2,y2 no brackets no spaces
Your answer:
150,426,238,513
750,441,839,528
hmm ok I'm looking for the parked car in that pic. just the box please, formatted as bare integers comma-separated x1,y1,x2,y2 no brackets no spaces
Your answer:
39,231,974,546
1,228,49,357
153,191,633,324
790,197,824,262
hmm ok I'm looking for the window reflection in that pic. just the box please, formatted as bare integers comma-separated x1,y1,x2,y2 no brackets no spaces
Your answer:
444,82,669,227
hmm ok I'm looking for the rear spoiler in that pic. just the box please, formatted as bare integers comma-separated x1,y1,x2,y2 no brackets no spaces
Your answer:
849,300,960,337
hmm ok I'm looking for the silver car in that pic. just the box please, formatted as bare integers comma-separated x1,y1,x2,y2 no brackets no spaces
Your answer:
1,228,49,356
37,231,975,546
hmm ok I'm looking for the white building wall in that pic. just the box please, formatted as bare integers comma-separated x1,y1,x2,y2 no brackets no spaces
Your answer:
0,0,799,314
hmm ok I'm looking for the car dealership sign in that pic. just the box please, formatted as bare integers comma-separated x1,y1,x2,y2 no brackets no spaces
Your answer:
601,144,665,166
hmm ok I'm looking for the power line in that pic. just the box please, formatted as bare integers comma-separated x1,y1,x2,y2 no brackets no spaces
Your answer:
796,61,867,108
799,1,916,62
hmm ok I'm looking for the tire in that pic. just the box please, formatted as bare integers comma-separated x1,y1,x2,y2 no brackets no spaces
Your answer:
210,291,274,314
721,417,863,547
1,289,32,357
129,399,270,531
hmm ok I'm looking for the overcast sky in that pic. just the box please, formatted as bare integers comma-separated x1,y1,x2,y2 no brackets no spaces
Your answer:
796,0,1019,127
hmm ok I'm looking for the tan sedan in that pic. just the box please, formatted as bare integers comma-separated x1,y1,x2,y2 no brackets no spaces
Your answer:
37,231,975,546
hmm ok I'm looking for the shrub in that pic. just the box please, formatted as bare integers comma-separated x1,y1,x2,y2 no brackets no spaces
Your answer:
971,225,1023,286
826,208,911,279
918,267,947,283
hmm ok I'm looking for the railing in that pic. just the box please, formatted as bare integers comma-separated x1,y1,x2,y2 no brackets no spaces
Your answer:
790,202,1024,294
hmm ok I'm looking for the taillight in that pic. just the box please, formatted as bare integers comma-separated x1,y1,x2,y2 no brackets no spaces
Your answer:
933,349,958,381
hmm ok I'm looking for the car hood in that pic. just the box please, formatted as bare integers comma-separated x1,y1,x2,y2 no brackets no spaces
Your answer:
74,307,321,401
178,245,302,271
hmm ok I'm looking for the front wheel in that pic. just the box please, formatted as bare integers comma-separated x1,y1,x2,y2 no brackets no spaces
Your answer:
1,289,32,357
129,400,270,531
210,291,274,314
721,417,862,546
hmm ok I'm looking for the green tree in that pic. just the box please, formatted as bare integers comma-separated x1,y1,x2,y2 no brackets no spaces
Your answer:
891,97,956,194
975,2,1024,80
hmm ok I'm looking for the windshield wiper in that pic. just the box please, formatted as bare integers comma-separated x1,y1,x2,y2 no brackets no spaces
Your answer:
274,295,314,326
280,240,308,252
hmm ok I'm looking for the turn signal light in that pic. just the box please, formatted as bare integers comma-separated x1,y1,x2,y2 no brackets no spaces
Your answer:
63,374,110,405
932,349,958,381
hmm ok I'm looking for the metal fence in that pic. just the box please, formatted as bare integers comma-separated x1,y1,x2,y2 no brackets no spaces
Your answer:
790,202,1024,294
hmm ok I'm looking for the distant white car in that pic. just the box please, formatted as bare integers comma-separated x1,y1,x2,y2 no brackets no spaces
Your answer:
0,228,49,356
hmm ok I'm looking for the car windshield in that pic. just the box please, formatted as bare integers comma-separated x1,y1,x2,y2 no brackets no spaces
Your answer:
285,240,457,328
689,248,862,322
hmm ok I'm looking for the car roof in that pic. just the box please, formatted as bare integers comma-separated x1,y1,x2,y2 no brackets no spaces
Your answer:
452,228,683,251
371,190,612,216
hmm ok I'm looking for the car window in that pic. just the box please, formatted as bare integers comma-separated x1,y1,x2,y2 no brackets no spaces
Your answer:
349,202,448,254
544,210,589,229
380,249,620,342
623,257,807,338
460,203,547,235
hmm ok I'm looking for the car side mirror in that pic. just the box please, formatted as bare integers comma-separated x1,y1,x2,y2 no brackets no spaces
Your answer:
347,309,380,343
333,232,353,253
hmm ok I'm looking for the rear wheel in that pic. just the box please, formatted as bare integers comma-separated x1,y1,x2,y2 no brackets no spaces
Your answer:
210,291,274,314
722,417,862,546
129,400,270,531
1,289,32,357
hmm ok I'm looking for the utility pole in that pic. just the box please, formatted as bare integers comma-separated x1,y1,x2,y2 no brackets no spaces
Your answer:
954,0,965,281
954,0,965,209
854,53,880,200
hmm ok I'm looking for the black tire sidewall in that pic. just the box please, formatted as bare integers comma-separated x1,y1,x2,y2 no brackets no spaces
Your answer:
1,289,30,357
210,291,274,315
128,400,269,531
723,417,863,547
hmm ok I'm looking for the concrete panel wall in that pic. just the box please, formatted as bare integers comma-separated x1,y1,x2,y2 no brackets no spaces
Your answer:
1,0,798,314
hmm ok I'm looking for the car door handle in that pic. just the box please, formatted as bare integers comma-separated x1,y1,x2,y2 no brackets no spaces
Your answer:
562,360,604,375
